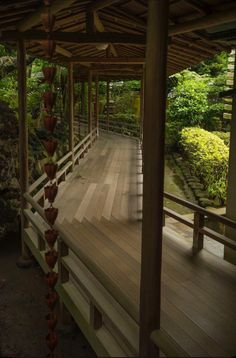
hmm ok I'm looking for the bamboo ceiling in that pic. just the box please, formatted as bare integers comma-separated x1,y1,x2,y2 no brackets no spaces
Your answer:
0,0,236,79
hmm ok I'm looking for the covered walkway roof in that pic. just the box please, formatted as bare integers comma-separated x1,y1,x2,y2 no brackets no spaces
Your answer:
0,0,236,79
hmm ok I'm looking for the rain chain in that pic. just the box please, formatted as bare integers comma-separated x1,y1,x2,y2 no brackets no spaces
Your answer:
40,1,59,356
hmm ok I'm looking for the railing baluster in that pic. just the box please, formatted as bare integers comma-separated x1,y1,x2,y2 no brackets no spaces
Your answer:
193,212,204,253
58,238,71,324
90,303,103,330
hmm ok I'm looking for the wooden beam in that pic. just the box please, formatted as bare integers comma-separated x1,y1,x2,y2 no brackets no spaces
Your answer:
89,0,121,11
17,39,30,260
169,7,236,36
94,11,118,57
71,57,145,64
55,44,73,58
17,0,77,31
86,10,95,35
139,0,169,356
0,30,146,45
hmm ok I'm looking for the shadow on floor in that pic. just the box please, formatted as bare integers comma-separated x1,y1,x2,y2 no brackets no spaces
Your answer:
0,232,95,358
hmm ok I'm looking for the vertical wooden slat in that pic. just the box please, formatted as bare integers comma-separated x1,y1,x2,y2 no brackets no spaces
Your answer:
193,212,204,253
58,239,71,324
95,72,99,135
90,303,103,330
17,39,30,260
88,70,92,136
68,63,74,169
106,80,110,131
225,51,236,264
139,1,169,357
140,67,145,142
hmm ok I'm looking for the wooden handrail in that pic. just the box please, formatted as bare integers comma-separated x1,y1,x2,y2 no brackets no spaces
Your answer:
23,190,139,324
151,329,190,357
28,128,97,195
164,191,236,229
164,191,236,253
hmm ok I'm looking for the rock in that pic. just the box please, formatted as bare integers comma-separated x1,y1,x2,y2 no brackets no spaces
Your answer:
199,198,214,207
190,183,204,190
195,190,208,198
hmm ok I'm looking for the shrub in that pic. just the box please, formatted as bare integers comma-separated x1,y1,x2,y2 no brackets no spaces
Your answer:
212,131,230,146
180,127,229,204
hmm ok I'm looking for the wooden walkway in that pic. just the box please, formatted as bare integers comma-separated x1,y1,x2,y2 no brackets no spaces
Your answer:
55,133,236,357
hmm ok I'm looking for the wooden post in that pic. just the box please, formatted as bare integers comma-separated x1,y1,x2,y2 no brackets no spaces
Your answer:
68,63,74,169
80,81,85,135
58,239,71,324
139,1,169,357
88,70,92,136
95,72,99,136
106,80,110,131
140,68,145,172
225,51,236,264
90,303,103,330
17,39,31,265
140,68,145,142
193,212,204,253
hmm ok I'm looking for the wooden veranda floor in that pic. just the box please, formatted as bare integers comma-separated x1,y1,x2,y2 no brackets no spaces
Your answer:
55,132,236,357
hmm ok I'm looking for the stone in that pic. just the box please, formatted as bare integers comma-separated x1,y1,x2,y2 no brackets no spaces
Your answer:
199,198,214,207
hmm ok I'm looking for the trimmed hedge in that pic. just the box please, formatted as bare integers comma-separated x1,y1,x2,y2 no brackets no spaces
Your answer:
212,131,230,146
180,127,229,203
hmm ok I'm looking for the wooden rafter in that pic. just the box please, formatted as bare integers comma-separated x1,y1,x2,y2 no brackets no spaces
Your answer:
69,57,145,64
169,7,236,36
93,12,118,57
89,0,121,11
17,0,77,31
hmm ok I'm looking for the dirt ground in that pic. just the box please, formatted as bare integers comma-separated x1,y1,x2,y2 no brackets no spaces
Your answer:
0,232,95,358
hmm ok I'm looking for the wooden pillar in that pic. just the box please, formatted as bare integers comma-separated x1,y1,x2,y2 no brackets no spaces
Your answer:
88,70,92,135
225,51,236,264
80,81,85,135
140,68,145,142
106,80,110,131
68,63,74,168
81,81,85,116
17,39,30,261
139,1,169,357
95,73,99,135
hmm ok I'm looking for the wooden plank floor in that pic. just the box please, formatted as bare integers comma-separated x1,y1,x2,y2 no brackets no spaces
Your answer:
56,132,236,357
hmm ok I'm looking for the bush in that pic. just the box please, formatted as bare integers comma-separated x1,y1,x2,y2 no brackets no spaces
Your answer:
180,127,229,204
212,131,230,146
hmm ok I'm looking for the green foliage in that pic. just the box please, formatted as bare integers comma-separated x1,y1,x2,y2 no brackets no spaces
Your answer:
180,127,229,203
212,131,230,146
168,70,210,126
166,53,228,150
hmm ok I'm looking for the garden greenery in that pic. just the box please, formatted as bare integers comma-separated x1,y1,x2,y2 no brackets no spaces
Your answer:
180,127,229,203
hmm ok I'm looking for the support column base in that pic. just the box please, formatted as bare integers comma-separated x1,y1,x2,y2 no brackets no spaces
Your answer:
16,255,33,269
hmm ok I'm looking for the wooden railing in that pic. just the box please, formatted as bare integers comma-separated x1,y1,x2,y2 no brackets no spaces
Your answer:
28,128,97,206
74,115,140,138
99,117,140,138
164,191,236,253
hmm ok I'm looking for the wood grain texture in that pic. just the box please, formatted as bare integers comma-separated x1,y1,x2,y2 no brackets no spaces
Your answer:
52,133,236,357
